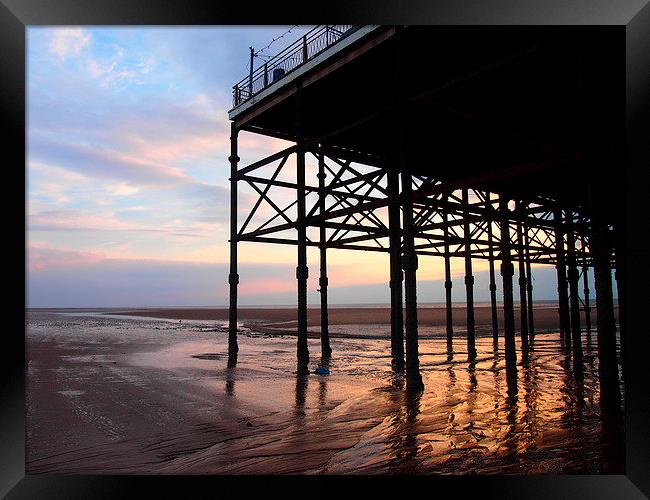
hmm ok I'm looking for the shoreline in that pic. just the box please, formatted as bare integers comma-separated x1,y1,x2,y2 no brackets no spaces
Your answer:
26,309,624,474
96,305,616,332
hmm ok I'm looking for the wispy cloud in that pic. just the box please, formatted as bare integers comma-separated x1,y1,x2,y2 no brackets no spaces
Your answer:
29,136,191,187
26,244,568,307
28,243,104,272
86,43,156,89
32,26,443,306
48,27,92,60
29,208,154,233
105,182,140,196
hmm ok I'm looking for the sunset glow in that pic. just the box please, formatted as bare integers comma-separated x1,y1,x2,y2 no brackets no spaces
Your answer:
27,27,579,307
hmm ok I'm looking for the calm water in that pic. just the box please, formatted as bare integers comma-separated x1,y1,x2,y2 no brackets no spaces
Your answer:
26,311,624,474
319,333,625,474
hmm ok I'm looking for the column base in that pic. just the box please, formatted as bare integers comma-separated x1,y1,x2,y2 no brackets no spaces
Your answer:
406,372,424,392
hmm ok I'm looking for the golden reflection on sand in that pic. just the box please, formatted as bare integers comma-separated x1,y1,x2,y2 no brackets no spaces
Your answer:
26,311,623,474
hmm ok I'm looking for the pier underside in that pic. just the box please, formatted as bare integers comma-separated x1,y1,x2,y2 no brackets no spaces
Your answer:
227,26,624,395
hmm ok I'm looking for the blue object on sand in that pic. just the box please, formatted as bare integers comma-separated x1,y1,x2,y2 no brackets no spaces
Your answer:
314,366,330,376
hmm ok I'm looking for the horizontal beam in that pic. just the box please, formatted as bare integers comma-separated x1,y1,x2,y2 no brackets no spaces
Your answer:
305,157,570,227
241,174,385,204
234,145,297,179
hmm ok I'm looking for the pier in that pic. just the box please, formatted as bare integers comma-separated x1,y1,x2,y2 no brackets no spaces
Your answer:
226,25,623,396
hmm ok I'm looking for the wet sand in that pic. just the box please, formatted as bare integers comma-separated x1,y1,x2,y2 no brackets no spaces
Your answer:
26,308,624,474
98,304,617,337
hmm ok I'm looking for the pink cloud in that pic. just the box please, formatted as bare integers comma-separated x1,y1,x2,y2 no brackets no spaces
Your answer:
327,262,390,287
48,28,92,60
28,245,105,272
126,133,222,165
29,209,144,232
239,277,296,296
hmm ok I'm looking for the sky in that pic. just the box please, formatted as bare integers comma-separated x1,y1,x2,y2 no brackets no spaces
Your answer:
26,26,592,308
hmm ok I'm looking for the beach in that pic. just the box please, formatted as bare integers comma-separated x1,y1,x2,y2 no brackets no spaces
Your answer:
86,303,607,337
26,306,623,474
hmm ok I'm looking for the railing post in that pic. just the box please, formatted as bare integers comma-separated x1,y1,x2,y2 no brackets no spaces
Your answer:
302,35,308,63
248,47,254,97
264,63,268,87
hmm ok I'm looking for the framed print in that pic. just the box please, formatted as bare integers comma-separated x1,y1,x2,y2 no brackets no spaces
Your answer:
4,0,650,497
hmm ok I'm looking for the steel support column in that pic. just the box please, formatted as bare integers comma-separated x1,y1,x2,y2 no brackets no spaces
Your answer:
462,189,477,360
443,193,454,345
317,150,331,358
565,210,582,358
487,194,499,345
516,200,529,357
401,171,424,391
295,94,309,370
397,31,422,391
524,224,535,341
581,235,592,335
591,214,618,407
499,196,517,387
554,208,571,343
228,123,240,363
388,170,405,372
613,228,625,361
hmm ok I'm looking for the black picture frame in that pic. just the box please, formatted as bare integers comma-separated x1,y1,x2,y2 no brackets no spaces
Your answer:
4,0,650,497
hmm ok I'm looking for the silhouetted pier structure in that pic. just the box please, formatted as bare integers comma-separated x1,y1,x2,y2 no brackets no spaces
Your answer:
227,26,623,394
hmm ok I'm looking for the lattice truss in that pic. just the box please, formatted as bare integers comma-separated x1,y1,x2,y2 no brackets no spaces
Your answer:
235,145,394,253
234,143,611,267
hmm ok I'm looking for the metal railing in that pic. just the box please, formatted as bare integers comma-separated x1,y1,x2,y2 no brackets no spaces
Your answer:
232,25,360,108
